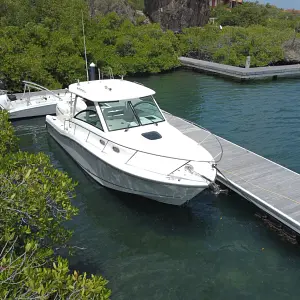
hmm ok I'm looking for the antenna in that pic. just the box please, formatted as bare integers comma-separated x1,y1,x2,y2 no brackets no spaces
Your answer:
82,11,89,81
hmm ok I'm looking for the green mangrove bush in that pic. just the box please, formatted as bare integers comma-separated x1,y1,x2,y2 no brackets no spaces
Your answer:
0,0,179,91
0,111,111,299
1,0,300,91
179,24,295,67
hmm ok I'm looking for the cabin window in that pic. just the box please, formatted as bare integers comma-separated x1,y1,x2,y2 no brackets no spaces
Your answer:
99,101,139,131
74,109,103,131
130,96,165,125
83,98,95,107
98,97,165,131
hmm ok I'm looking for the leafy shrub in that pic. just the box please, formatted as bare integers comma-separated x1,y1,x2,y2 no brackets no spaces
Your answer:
0,111,18,155
0,1,180,91
179,24,295,67
0,111,111,299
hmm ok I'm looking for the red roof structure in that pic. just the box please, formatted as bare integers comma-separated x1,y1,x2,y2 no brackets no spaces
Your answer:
209,0,243,8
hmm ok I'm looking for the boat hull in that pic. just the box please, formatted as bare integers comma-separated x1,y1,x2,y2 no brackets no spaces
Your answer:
46,122,207,205
9,103,57,119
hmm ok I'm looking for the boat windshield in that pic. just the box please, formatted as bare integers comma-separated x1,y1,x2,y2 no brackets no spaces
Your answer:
99,96,165,131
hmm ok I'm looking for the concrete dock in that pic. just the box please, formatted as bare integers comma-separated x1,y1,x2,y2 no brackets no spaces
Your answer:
180,57,300,80
165,111,300,236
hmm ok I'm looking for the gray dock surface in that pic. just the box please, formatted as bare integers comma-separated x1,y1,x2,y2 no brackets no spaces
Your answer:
165,111,300,234
180,57,300,80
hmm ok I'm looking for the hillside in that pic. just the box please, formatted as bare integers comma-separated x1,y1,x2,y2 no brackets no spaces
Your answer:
144,0,209,31
87,0,139,22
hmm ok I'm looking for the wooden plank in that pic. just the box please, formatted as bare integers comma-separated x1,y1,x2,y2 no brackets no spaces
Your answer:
281,203,300,215
292,213,300,223
219,153,263,171
288,209,300,218
166,111,300,234
183,130,212,144
225,177,297,212
250,168,297,186
223,168,300,206
221,162,279,180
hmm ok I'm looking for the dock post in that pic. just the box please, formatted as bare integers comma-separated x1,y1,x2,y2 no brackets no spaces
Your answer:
245,56,251,69
89,62,97,81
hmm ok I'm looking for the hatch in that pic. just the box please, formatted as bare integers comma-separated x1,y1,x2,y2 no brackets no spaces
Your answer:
141,131,162,140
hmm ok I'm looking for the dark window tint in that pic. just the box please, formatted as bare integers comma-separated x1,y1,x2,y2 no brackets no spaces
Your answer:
75,109,103,131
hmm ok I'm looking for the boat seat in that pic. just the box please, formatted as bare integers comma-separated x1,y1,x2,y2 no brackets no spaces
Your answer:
102,106,125,120
102,105,138,130
7,94,17,101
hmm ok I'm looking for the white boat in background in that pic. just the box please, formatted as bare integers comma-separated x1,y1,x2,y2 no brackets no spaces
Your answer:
46,78,218,205
0,81,71,119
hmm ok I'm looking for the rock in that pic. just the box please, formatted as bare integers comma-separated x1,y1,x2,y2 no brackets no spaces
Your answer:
283,39,300,63
135,10,151,24
144,0,210,31
88,0,136,22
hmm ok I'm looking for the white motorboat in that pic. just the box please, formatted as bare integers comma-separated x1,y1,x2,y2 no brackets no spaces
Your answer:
46,78,217,205
0,81,71,119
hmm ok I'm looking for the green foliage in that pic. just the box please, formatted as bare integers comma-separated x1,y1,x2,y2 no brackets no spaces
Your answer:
0,151,78,246
2,0,298,88
0,111,111,299
211,1,300,29
0,249,111,299
88,16,180,75
0,111,18,156
179,2,300,67
179,26,223,61
179,24,295,67
128,0,144,10
213,25,291,66
0,0,179,92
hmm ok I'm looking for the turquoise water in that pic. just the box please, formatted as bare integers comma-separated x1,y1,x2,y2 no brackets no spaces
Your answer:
13,70,300,299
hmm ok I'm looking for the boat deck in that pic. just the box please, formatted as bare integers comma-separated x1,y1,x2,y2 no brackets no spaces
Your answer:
164,112,300,234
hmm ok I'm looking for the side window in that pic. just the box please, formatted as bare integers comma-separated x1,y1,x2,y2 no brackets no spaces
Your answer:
75,109,103,131
84,99,94,107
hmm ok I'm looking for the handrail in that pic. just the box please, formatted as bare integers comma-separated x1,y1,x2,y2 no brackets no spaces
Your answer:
163,110,224,163
22,80,67,101
64,119,214,164
133,81,145,86
61,118,214,182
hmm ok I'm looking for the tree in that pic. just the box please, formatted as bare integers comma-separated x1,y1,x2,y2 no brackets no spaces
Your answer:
0,1,181,91
0,111,111,299
210,1,300,29
179,23,294,67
